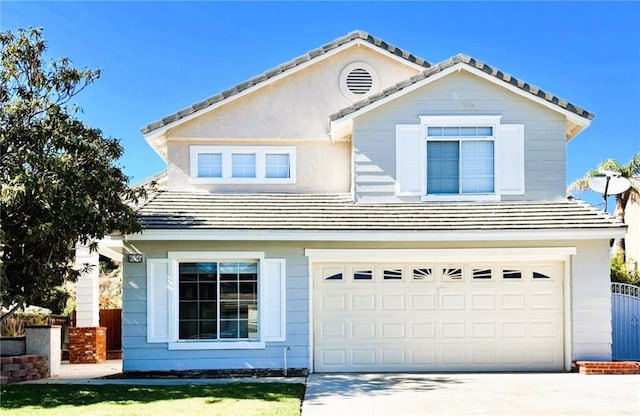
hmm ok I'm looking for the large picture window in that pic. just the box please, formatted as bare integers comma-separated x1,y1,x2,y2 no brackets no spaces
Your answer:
426,125,495,195
178,261,258,340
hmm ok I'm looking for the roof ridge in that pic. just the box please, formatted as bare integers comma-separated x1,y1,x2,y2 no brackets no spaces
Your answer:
141,30,431,135
330,53,594,122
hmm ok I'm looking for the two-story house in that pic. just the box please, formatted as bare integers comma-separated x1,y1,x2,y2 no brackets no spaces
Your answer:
122,31,625,373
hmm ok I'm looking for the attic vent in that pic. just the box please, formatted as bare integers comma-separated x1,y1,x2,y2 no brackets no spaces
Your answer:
339,61,378,100
346,68,373,94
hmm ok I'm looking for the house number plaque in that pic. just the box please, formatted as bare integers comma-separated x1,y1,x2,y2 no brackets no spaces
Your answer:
127,254,143,263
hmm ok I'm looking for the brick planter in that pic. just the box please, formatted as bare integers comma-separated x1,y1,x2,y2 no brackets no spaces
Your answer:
576,361,640,375
0,355,49,384
69,327,107,364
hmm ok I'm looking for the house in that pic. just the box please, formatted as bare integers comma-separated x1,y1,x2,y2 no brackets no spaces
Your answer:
625,180,640,271
121,31,625,373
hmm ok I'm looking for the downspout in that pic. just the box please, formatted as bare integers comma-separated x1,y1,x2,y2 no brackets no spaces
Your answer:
283,346,290,376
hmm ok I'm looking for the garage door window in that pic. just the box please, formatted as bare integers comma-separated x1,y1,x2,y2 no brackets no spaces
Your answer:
354,269,373,280
442,267,463,281
472,268,493,280
412,268,433,281
383,268,403,280
502,268,522,279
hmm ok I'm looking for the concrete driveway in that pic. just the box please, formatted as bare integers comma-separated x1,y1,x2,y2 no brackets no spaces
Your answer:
302,373,640,416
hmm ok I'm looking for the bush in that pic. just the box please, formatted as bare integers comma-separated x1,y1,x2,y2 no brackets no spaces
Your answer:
0,312,49,337
611,253,640,285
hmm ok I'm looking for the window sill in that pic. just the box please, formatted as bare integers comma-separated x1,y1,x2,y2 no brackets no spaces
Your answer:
421,194,501,202
168,340,266,350
189,177,295,185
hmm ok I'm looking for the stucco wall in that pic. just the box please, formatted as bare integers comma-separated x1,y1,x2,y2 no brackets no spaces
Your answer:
166,140,352,193
162,44,419,193
351,71,568,202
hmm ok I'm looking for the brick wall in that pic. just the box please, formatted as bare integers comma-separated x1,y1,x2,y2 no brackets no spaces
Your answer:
69,327,106,364
576,361,640,375
0,355,49,384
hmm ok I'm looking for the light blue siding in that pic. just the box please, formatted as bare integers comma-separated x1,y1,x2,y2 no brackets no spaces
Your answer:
122,241,310,372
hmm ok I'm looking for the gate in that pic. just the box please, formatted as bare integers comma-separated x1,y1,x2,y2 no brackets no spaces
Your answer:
611,283,640,360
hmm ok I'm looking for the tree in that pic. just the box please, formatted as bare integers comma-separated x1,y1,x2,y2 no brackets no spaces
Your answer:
0,28,145,322
568,152,640,258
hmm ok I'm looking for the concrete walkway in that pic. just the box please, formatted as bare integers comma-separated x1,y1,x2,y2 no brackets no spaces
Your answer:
302,373,640,416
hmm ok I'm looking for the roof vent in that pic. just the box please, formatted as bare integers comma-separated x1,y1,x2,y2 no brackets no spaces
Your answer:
346,68,373,94
340,62,378,100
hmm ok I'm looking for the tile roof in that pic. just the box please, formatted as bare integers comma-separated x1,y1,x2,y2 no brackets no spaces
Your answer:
141,30,431,135
330,54,594,122
136,192,622,232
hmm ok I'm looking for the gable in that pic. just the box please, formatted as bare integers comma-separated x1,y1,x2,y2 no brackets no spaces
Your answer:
144,31,430,160
330,57,593,141
167,44,420,141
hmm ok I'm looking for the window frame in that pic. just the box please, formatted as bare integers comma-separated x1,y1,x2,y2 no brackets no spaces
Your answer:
189,145,296,184
167,251,267,350
420,115,502,202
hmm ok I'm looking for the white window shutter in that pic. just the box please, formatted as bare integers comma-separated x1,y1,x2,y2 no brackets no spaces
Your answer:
262,258,286,342
395,124,424,195
147,258,170,343
497,124,525,195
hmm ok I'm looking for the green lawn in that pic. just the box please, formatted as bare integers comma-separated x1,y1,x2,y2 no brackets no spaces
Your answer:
0,383,305,416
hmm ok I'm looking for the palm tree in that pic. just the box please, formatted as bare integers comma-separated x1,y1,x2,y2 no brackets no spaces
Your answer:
568,152,640,258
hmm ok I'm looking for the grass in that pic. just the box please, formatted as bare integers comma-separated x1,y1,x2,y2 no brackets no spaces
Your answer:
0,383,305,416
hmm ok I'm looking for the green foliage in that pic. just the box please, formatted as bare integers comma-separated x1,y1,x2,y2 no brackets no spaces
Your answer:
0,312,49,336
0,28,146,316
611,252,640,285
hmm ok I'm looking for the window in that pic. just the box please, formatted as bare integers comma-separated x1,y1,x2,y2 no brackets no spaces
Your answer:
265,154,290,178
353,269,373,280
503,269,522,279
383,268,403,280
426,126,495,195
189,146,296,184
231,154,256,178
197,153,222,178
442,267,463,281
473,268,492,280
178,261,258,340
395,115,525,201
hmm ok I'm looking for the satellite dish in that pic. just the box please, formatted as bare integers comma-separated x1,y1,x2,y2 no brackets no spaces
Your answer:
588,176,631,195
587,173,631,211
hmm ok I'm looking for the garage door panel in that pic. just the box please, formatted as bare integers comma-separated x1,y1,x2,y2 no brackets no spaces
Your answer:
314,261,564,372
440,293,465,309
381,294,405,310
352,322,376,338
381,322,405,338
410,293,435,310
352,294,375,311
410,322,436,338
471,293,496,310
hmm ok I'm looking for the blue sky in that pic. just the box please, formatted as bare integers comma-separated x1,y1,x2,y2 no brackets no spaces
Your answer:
2,1,639,208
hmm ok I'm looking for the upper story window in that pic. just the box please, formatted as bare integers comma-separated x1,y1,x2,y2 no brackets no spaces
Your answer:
426,126,495,195
395,115,525,202
190,146,296,184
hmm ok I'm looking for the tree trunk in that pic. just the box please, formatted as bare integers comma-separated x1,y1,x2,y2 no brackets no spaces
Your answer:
612,195,627,259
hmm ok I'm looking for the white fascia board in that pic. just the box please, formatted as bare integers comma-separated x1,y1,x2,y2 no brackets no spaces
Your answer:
126,227,625,242
305,247,577,263
330,63,591,139
143,39,425,154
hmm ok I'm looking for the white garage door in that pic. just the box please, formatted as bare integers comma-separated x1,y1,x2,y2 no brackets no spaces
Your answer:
313,261,564,372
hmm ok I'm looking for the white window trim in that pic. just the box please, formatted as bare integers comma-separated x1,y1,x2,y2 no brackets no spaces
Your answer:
420,115,502,202
166,251,266,350
189,145,296,184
